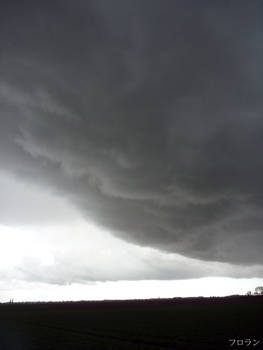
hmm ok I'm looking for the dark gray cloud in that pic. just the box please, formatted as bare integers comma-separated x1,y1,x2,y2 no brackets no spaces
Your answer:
1,0,263,265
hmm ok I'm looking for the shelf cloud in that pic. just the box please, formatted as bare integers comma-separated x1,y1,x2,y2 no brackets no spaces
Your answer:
1,0,263,274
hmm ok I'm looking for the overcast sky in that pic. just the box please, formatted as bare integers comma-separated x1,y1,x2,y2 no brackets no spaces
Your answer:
0,0,263,301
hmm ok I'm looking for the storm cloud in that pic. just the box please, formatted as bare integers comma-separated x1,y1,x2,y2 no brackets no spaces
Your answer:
1,0,263,267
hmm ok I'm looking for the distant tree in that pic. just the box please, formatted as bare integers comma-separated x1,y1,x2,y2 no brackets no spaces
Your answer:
246,287,263,296
254,286,263,295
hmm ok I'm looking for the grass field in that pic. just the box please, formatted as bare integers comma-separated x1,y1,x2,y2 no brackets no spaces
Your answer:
0,295,262,350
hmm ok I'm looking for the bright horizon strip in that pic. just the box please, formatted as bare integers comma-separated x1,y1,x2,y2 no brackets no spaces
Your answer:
1,278,263,303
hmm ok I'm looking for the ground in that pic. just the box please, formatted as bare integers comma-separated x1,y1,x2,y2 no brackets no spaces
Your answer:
0,295,262,350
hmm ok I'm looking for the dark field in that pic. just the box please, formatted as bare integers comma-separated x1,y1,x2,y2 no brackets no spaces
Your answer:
0,296,262,350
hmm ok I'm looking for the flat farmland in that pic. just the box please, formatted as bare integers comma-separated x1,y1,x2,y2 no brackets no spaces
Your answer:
0,296,262,350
